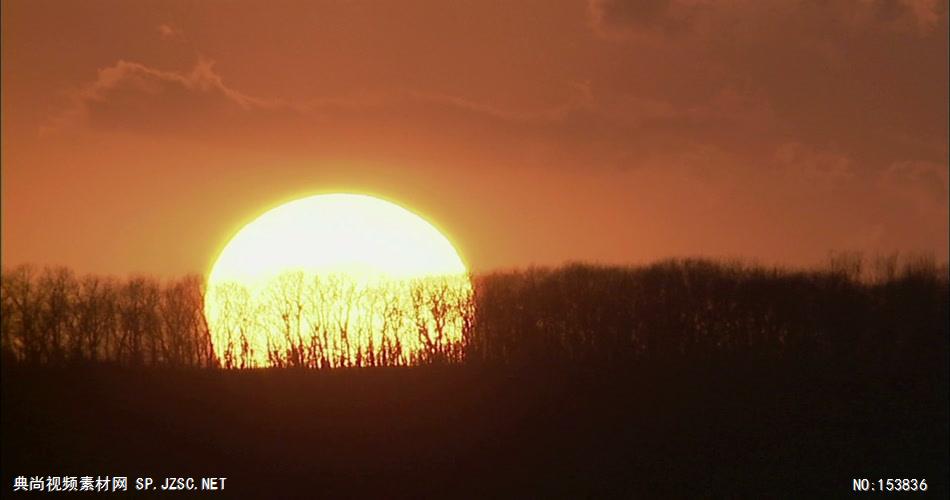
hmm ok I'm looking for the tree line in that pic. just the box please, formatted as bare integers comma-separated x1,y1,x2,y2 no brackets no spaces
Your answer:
1,267,214,367
2,254,947,368
471,254,949,368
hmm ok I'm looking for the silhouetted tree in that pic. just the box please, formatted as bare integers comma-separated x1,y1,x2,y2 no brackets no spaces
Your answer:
1,255,946,370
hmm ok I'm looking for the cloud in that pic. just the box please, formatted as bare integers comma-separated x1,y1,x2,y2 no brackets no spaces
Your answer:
853,0,947,35
589,0,683,35
48,59,772,169
52,60,560,131
901,0,946,32
588,0,948,39
880,160,950,211
46,59,292,135
42,52,945,206
774,142,855,188
90,60,261,109
588,0,946,173
157,24,184,42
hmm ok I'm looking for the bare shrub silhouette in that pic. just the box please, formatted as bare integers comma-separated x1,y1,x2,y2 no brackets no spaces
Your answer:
2,254,947,369
204,272,474,368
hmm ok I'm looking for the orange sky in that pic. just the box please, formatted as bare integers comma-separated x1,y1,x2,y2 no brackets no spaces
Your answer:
2,0,948,276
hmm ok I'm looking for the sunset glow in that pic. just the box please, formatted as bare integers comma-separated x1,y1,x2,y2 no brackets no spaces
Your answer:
204,194,472,367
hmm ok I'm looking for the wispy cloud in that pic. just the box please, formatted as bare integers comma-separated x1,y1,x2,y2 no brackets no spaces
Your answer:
157,24,185,42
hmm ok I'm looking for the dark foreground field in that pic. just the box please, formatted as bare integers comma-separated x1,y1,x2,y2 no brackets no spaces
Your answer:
3,360,947,498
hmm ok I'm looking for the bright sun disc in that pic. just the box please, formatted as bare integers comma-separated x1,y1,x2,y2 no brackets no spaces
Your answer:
205,194,473,368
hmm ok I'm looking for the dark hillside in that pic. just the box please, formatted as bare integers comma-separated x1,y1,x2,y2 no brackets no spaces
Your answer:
3,361,946,497
2,257,948,497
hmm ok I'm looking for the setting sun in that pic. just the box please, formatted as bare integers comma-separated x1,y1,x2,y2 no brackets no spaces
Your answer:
204,193,473,368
